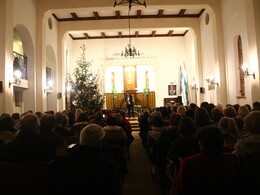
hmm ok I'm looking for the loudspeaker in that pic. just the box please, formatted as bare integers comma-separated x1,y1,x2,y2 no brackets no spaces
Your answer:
177,96,182,104
0,81,3,93
200,87,205,94
57,92,62,99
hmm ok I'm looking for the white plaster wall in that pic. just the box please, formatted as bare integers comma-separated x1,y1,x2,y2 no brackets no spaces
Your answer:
67,36,187,107
13,0,36,113
184,30,197,104
45,13,59,112
199,10,219,104
221,0,251,105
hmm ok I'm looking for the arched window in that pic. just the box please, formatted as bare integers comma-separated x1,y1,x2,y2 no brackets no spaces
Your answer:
237,36,245,97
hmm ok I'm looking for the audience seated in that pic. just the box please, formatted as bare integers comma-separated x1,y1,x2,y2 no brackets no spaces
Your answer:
211,106,224,125
55,112,71,137
55,124,121,195
238,105,250,120
252,101,260,111
71,112,89,136
200,101,211,115
172,126,239,195
89,111,107,127
0,116,17,143
176,105,186,117
224,106,237,118
2,102,260,194
39,114,64,146
167,117,200,176
67,111,75,127
157,113,181,164
194,107,212,133
148,113,167,142
115,112,133,147
233,111,260,156
2,114,55,161
218,117,239,152
138,110,150,148
103,116,127,142
234,111,260,195
120,111,134,146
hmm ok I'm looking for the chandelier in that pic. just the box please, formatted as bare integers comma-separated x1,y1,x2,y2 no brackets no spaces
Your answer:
113,0,146,11
113,1,147,58
121,11,140,58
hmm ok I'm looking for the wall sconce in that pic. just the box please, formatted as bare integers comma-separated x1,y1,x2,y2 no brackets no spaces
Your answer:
242,64,255,79
191,82,198,90
44,80,53,92
9,70,22,87
66,85,72,93
206,78,219,90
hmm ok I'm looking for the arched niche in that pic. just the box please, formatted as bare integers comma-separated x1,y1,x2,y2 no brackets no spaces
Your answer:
13,24,35,113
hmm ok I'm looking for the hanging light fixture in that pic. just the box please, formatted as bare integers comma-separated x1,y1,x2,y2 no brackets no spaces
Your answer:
113,1,147,58
121,10,140,58
113,0,146,11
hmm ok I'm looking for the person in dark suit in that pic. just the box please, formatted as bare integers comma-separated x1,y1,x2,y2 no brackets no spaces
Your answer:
125,93,134,118
2,114,55,162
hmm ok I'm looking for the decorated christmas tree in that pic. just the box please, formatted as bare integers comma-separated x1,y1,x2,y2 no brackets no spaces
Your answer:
69,44,104,110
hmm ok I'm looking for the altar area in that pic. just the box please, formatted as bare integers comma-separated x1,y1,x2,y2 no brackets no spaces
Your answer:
105,91,155,110
105,65,156,110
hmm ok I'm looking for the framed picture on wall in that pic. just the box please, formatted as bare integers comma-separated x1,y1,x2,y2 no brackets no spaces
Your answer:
168,85,177,96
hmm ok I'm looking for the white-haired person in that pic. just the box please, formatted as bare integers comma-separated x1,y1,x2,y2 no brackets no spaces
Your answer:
55,124,121,195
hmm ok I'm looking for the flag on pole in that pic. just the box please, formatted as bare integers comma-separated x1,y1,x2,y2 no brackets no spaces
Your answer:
179,64,190,106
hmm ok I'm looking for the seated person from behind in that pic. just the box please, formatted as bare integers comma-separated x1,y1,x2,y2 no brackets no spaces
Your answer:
55,124,121,195
55,112,71,137
233,111,260,156
39,114,64,146
0,115,17,143
89,111,107,127
2,114,55,161
172,126,239,195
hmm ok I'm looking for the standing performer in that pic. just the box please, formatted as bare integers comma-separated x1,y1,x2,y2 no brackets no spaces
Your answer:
125,93,134,118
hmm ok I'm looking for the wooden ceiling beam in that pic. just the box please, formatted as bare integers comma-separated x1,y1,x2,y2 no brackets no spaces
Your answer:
52,14,60,21
69,34,75,40
179,9,186,17
137,10,142,18
158,9,164,17
198,9,205,17
116,10,121,19
70,12,78,20
70,32,188,40
93,11,99,19
83,33,89,39
168,30,174,36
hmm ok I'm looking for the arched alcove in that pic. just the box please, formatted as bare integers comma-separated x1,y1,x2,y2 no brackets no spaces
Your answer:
13,24,35,113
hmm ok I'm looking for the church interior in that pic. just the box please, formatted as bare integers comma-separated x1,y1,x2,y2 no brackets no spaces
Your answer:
0,1,260,194
0,0,259,114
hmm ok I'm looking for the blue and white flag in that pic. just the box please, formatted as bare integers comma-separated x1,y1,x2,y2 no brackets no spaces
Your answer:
179,63,190,106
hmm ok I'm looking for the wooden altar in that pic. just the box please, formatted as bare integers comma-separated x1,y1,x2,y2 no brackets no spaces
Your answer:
105,91,155,110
